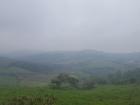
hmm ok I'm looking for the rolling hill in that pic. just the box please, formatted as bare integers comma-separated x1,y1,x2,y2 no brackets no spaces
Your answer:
0,50,140,86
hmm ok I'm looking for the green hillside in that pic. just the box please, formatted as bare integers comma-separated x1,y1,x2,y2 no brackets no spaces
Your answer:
1,50,140,86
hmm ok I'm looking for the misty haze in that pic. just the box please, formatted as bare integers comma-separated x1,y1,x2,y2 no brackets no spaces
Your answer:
0,0,140,105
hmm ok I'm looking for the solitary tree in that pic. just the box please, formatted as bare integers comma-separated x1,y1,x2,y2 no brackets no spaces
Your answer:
50,73,79,89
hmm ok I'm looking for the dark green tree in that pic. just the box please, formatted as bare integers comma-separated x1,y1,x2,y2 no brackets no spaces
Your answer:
50,73,79,89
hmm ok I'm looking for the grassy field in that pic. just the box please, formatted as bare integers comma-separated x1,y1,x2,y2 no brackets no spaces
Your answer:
0,85,140,105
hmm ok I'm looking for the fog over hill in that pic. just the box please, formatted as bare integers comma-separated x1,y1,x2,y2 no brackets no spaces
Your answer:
0,50,140,86
0,0,140,86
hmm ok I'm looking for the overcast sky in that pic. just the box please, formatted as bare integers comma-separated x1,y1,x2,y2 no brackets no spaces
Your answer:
0,0,140,53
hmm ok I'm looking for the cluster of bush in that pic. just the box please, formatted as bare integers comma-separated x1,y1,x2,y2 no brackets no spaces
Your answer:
1,96,56,105
49,73,95,89
107,69,140,85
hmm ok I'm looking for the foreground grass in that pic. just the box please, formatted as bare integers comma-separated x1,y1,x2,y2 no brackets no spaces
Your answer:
0,85,140,105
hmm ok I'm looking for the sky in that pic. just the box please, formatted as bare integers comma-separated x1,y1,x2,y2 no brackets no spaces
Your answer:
0,0,140,53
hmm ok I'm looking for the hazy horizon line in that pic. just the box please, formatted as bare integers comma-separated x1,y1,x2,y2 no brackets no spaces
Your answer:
1,49,140,56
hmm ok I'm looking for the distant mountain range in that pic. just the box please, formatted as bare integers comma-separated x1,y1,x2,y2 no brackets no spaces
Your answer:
0,50,140,86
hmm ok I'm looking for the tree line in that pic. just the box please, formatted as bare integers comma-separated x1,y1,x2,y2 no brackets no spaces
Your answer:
49,68,140,89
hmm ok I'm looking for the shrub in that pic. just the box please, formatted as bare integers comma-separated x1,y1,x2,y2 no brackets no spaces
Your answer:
1,95,56,105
